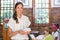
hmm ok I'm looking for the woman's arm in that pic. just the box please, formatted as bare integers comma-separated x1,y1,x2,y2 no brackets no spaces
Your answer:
18,30,31,35
8,27,19,37
25,31,31,35
8,26,29,37
19,28,31,35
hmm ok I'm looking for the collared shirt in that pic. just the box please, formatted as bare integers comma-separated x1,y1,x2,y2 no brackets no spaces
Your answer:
7,15,31,40
52,31,59,40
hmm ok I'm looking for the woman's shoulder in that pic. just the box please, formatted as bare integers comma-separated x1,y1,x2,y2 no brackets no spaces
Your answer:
23,15,29,19
52,31,59,34
48,34,53,37
55,31,59,35
44,34,54,40
46,34,54,40
9,17,15,22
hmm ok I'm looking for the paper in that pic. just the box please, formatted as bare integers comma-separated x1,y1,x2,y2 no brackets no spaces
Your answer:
30,34,36,39
36,35,45,40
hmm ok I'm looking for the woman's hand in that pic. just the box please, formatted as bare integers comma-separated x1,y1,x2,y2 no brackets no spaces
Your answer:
17,30,25,35
8,27,19,37
24,31,31,35
18,30,31,35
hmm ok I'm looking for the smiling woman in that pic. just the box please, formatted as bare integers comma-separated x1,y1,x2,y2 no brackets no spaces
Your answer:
1,0,32,40
8,2,31,40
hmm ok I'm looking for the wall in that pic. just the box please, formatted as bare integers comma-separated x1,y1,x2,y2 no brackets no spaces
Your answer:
52,7,60,27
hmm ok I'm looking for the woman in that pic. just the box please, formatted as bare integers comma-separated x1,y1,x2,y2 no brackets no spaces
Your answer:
43,27,54,40
51,24,59,40
8,2,31,40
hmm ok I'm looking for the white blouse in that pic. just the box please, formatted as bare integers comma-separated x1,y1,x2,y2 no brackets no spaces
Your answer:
52,31,59,40
7,15,31,40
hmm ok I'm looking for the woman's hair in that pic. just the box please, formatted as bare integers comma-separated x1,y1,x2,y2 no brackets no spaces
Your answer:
44,27,52,34
53,23,59,28
13,2,23,23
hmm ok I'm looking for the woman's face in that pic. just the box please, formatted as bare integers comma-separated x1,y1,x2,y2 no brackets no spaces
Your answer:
52,28,57,32
52,25,57,31
44,30,49,35
15,4,23,16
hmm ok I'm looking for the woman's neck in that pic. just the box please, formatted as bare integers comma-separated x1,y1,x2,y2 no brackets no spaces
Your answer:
54,31,57,33
44,34,49,37
45,33,49,36
17,14,22,18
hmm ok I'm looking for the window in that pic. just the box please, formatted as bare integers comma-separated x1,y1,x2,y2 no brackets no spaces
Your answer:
1,0,13,22
34,0,50,24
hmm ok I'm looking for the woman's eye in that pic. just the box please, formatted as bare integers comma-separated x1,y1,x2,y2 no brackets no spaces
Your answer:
17,7,19,8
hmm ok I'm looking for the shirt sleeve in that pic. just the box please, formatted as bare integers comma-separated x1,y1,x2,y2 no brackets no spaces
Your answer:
23,16,31,31
26,17,31,28
54,32,59,38
7,18,14,29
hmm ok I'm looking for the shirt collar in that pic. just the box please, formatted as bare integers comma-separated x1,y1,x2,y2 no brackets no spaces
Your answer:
17,14,23,19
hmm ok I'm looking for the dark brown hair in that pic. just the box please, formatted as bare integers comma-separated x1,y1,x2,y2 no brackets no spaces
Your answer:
52,23,59,28
13,2,23,23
